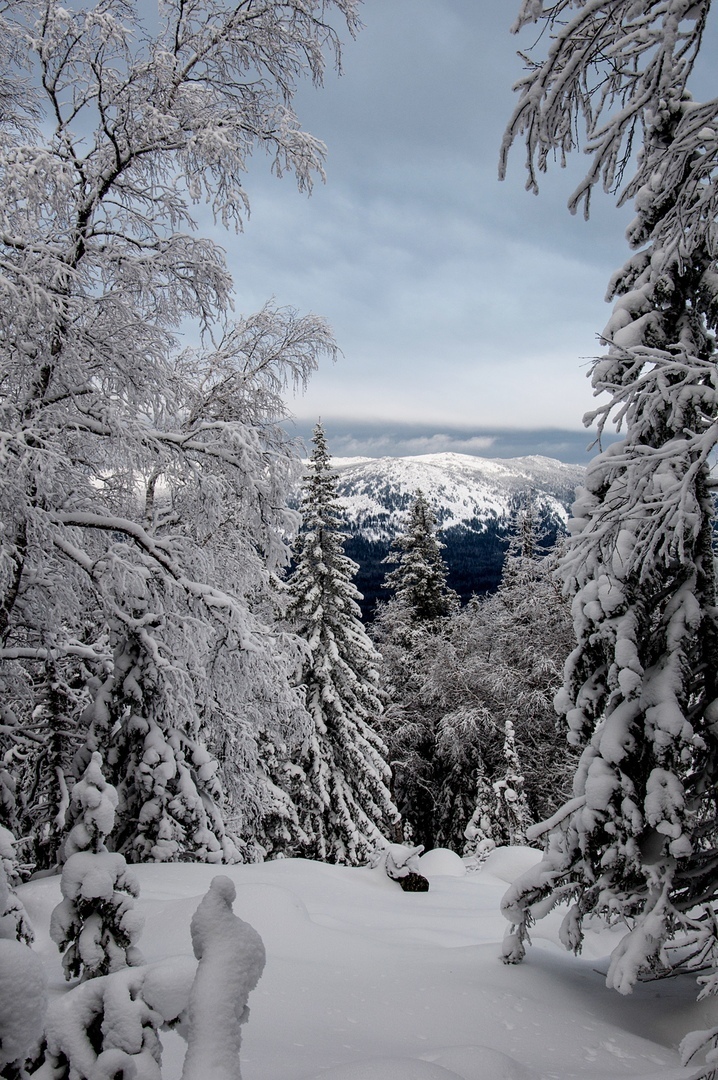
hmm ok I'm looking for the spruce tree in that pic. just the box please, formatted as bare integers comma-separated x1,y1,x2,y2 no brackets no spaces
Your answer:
383,492,457,622
500,0,718,1006
373,491,458,848
284,424,398,865
493,720,531,848
50,753,143,982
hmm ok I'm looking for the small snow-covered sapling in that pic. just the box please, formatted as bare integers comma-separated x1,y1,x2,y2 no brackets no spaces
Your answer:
50,752,143,981
0,829,33,945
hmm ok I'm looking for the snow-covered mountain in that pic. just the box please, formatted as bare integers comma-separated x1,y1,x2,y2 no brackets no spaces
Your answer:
332,452,584,542
325,453,585,617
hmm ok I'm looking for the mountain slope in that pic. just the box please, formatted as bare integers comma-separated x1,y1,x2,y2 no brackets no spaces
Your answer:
328,453,585,616
333,453,584,539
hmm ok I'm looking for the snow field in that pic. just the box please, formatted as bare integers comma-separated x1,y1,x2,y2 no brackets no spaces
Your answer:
18,847,712,1080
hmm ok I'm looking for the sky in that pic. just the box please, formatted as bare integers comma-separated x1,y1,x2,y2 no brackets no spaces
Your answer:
222,1,701,463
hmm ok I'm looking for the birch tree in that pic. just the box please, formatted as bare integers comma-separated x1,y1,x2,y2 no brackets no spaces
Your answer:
499,1,718,1002
0,0,357,865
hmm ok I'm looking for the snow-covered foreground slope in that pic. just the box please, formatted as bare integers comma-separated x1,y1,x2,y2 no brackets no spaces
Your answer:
19,848,710,1080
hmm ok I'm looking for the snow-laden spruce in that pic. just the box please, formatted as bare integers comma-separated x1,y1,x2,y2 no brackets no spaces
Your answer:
382,491,458,622
0,0,358,867
499,1,718,1034
279,424,399,864
50,754,143,982
492,721,531,850
372,491,459,849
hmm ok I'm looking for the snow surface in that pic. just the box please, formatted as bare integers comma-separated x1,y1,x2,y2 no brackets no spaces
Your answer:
0,938,47,1066
18,847,713,1079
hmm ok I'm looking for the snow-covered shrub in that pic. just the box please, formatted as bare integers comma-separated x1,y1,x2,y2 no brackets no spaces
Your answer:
371,842,429,891
36,958,196,1080
378,843,425,882
0,938,47,1075
0,829,33,945
181,875,266,1080
51,851,144,983
50,753,143,981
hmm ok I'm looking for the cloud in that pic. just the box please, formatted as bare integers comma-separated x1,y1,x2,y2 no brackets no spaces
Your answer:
286,420,615,464
217,1,638,434
400,434,497,454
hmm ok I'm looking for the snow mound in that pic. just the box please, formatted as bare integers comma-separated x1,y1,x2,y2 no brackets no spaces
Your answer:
423,1044,537,1079
479,846,542,885
310,1057,464,1079
418,848,466,878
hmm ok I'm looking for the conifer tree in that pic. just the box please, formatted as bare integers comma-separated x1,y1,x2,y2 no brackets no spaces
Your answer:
79,633,238,865
284,424,398,864
50,753,143,982
383,492,457,622
463,769,497,864
499,1,718,1004
373,491,458,848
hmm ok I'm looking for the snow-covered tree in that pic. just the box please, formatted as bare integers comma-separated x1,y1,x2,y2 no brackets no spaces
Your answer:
37,956,197,1080
283,424,399,864
463,768,498,864
493,720,531,849
50,753,143,982
379,513,573,851
0,1,357,866
500,0,718,998
251,728,310,861
181,875,265,1080
383,492,458,622
0,827,33,945
78,632,240,866
373,492,458,848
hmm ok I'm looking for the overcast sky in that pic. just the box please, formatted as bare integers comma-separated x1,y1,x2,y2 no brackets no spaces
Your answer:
221,1,707,463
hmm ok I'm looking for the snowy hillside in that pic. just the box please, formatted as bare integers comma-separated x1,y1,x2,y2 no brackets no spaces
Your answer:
331,453,585,542
316,453,585,614
19,849,708,1079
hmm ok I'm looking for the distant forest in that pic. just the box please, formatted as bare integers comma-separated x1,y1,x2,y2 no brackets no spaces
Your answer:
347,509,566,621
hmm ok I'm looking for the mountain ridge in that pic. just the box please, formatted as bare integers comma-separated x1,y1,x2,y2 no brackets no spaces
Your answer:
319,451,584,618
331,451,584,539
